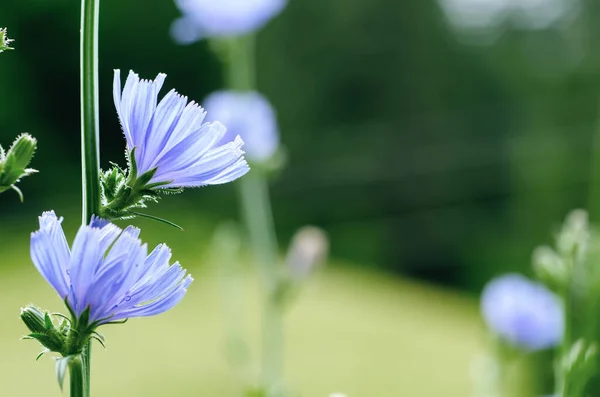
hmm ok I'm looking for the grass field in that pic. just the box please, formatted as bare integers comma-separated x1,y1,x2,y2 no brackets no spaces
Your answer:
2,248,484,396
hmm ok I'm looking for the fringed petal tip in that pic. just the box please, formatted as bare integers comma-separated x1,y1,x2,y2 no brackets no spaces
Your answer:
89,215,111,229
38,210,61,227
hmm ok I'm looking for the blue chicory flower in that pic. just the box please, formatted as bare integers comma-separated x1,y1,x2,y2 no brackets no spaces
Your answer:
30,211,192,324
204,90,279,163
170,0,287,44
480,273,563,351
113,69,249,188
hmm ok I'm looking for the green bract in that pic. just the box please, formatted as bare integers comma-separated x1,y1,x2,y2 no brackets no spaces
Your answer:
0,28,13,53
0,133,37,201
21,303,109,390
99,148,182,228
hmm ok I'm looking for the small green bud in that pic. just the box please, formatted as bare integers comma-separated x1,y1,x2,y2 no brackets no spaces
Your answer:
20,305,66,354
0,133,37,200
0,28,13,53
5,133,37,172
533,245,567,291
21,305,48,334
285,226,329,280
556,209,589,260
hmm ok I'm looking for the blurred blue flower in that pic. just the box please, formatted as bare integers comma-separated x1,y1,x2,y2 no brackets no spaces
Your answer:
171,0,287,44
481,273,563,350
30,211,192,324
113,70,249,188
204,91,279,163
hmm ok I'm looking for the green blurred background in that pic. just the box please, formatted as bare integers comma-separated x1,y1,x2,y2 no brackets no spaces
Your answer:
1,0,599,395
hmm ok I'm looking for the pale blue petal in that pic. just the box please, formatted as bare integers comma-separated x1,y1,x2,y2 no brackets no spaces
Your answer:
173,0,287,39
30,211,70,298
202,157,251,185
141,90,187,172
481,273,563,350
120,262,186,310
204,90,279,162
152,121,226,181
86,233,147,322
119,71,140,149
68,227,106,315
149,101,206,169
160,135,248,187
170,16,204,45
124,244,172,294
112,69,122,126
110,275,193,321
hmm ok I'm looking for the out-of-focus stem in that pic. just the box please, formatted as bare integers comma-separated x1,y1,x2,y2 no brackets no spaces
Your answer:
556,255,574,397
239,172,282,387
225,35,255,92
221,34,283,393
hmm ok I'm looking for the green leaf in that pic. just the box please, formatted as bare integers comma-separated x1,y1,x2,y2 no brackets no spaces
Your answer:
25,332,64,353
91,335,106,349
55,355,75,390
11,185,23,202
126,147,139,184
127,211,184,230
36,349,49,361
44,312,54,330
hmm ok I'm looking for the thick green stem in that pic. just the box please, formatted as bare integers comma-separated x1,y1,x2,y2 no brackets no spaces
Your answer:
220,34,283,393
80,0,100,395
81,0,101,224
69,356,86,397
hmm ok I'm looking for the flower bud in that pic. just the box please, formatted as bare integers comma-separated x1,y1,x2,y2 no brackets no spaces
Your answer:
557,209,589,259
480,274,563,351
204,91,280,164
20,305,48,334
0,28,13,53
533,245,567,290
20,305,66,354
285,226,329,280
0,133,38,200
4,133,37,174
171,0,286,43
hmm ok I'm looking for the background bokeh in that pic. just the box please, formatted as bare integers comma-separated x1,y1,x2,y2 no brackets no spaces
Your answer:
1,0,598,395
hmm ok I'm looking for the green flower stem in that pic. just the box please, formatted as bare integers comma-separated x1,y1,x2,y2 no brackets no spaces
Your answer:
81,0,101,225
557,254,575,397
239,173,282,390
557,292,572,397
588,113,600,221
68,356,86,397
225,35,255,92
220,34,283,393
80,0,101,394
